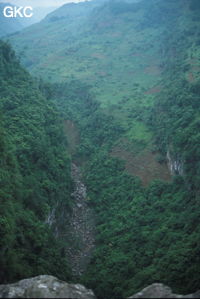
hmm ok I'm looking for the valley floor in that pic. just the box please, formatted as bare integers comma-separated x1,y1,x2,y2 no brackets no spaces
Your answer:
66,163,95,277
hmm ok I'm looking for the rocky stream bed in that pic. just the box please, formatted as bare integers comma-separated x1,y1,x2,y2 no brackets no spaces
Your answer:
66,163,95,277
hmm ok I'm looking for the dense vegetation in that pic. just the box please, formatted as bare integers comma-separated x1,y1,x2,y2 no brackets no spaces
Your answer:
47,79,200,299
151,3,200,189
0,41,72,283
42,1,200,298
1,0,200,298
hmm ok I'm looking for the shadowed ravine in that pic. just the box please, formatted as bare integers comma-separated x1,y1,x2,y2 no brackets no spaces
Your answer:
66,163,95,277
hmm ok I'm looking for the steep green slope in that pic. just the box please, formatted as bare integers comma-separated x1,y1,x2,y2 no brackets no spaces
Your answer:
45,80,200,299
9,0,180,183
0,41,72,283
9,0,170,107
4,0,200,298
151,0,200,188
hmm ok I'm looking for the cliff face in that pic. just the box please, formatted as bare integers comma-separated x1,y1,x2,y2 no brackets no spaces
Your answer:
167,150,184,176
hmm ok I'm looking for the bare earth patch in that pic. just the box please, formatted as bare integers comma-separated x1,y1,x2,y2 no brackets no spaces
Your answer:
64,120,80,155
91,53,106,59
144,65,162,75
111,144,171,186
144,85,162,95
188,72,195,83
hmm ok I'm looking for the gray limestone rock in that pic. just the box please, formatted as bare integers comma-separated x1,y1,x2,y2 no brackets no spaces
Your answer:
0,275,96,298
128,283,200,298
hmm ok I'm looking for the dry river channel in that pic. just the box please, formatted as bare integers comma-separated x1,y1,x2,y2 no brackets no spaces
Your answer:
66,163,95,277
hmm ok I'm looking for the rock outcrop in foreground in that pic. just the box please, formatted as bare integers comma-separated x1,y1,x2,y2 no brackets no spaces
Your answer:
129,283,200,298
0,275,96,299
0,277,199,299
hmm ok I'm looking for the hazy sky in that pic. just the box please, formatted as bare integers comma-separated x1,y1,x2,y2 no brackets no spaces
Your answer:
0,0,90,8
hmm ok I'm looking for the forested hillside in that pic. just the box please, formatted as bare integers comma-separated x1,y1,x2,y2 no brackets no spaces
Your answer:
44,79,200,299
1,0,200,298
0,41,72,283
151,0,200,189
